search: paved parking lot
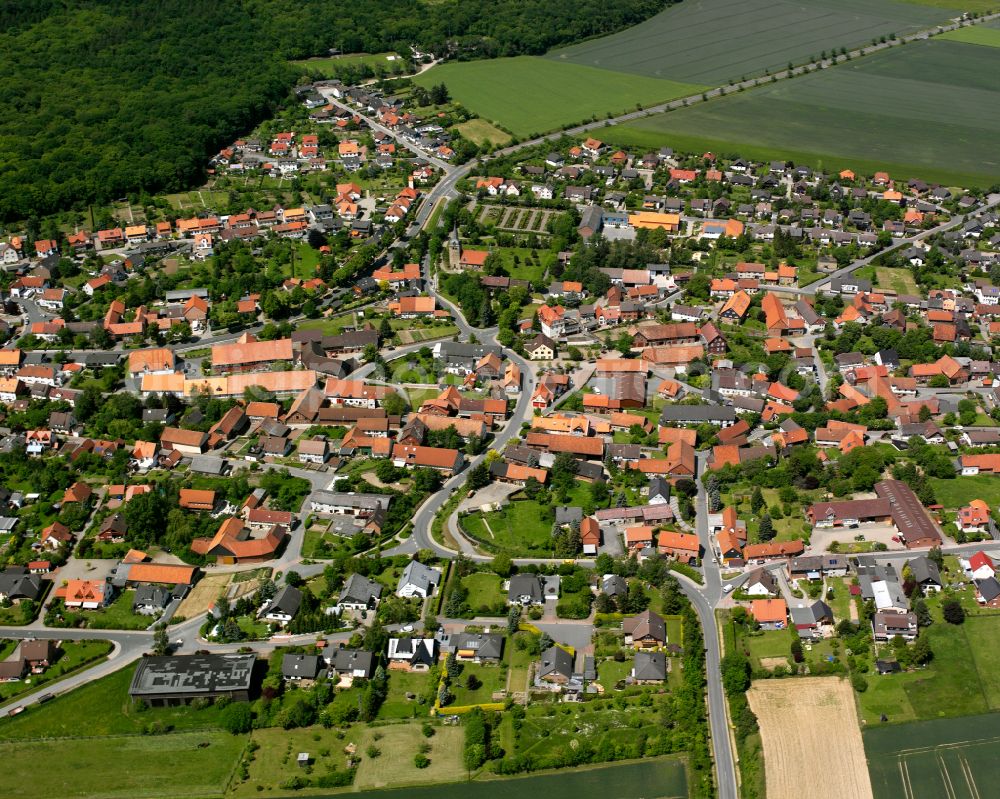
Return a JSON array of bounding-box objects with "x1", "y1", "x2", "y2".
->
[{"x1": 807, "y1": 523, "x2": 905, "y2": 554}]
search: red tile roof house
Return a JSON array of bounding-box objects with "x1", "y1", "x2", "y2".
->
[{"x1": 750, "y1": 598, "x2": 788, "y2": 630}]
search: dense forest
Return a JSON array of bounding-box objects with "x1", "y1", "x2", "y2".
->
[
  {"x1": 0, "y1": 0, "x2": 671, "y2": 221},
  {"x1": 255, "y1": 0, "x2": 673, "y2": 60},
  {"x1": 0, "y1": 0, "x2": 292, "y2": 221}
]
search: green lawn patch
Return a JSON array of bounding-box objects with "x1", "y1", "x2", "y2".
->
[
  {"x1": 928, "y1": 474, "x2": 1000, "y2": 509},
  {"x1": 0, "y1": 731, "x2": 245, "y2": 799},
  {"x1": 415, "y1": 57, "x2": 703, "y2": 137},
  {"x1": 84, "y1": 590, "x2": 154, "y2": 630},
  {"x1": 462, "y1": 572, "x2": 506, "y2": 610},
  {"x1": 455, "y1": 118, "x2": 512, "y2": 146},
  {"x1": 605, "y1": 38, "x2": 1000, "y2": 187},
  {"x1": 378, "y1": 669, "x2": 434, "y2": 720},
  {"x1": 548, "y1": 0, "x2": 949, "y2": 84},
  {"x1": 597, "y1": 657, "x2": 632, "y2": 688},
  {"x1": 461, "y1": 499, "x2": 555, "y2": 556},
  {"x1": 449, "y1": 662, "x2": 506, "y2": 706}
]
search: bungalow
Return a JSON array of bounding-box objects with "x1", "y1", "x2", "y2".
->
[
  {"x1": 631, "y1": 651, "x2": 667, "y2": 684},
  {"x1": 623, "y1": 609, "x2": 667, "y2": 648},
  {"x1": 750, "y1": 598, "x2": 787, "y2": 630}
]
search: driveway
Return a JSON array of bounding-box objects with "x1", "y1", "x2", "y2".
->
[
  {"x1": 534, "y1": 619, "x2": 594, "y2": 654},
  {"x1": 458, "y1": 483, "x2": 520, "y2": 514}
]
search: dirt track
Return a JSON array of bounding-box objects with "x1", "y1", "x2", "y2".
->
[{"x1": 748, "y1": 676, "x2": 873, "y2": 799}]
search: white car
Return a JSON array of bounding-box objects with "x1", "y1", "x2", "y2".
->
[{"x1": 723, "y1": 584, "x2": 734, "y2": 594}]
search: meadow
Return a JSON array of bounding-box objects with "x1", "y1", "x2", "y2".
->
[
  {"x1": 0, "y1": 732, "x2": 245, "y2": 799},
  {"x1": 291, "y1": 52, "x2": 403, "y2": 76},
  {"x1": 414, "y1": 57, "x2": 702, "y2": 137},
  {"x1": 605, "y1": 38, "x2": 1000, "y2": 186},
  {"x1": 865, "y1": 712, "x2": 1000, "y2": 799},
  {"x1": 547, "y1": 0, "x2": 950, "y2": 84}
]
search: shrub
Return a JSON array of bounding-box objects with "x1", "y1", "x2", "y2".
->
[{"x1": 414, "y1": 753, "x2": 431, "y2": 769}]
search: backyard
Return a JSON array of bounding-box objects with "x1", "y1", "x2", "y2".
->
[{"x1": 379, "y1": 669, "x2": 435, "y2": 720}]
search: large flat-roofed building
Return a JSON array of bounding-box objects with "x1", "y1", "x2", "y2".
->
[{"x1": 129, "y1": 654, "x2": 255, "y2": 706}]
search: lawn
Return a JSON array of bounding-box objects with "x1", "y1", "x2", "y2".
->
[
  {"x1": 414, "y1": 57, "x2": 703, "y2": 137},
  {"x1": 449, "y1": 662, "x2": 506, "y2": 706},
  {"x1": 493, "y1": 247, "x2": 555, "y2": 284},
  {"x1": 298, "y1": 314, "x2": 365, "y2": 336},
  {"x1": 379, "y1": 669, "x2": 434, "y2": 720},
  {"x1": 597, "y1": 657, "x2": 632, "y2": 689},
  {"x1": 0, "y1": 665, "x2": 231, "y2": 739},
  {"x1": 0, "y1": 731, "x2": 245, "y2": 799},
  {"x1": 462, "y1": 572, "x2": 506, "y2": 610},
  {"x1": 507, "y1": 632, "x2": 535, "y2": 696},
  {"x1": 396, "y1": 323, "x2": 459, "y2": 344},
  {"x1": 353, "y1": 723, "x2": 466, "y2": 789},
  {"x1": 744, "y1": 630, "x2": 794, "y2": 667},
  {"x1": 928, "y1": 474, "x2": 1000, "y2": 509},
  {"x1": 455, "y1": 118, "x2": 512, "y2": 146},
  {"x1": 874, "y1": 266, "x2": 920, "y2": 296},
  {"x1": 461, "y1": 499, "x2": 555, "y2": 556},
  {"x1": 84, "y1": 590, "x2": 155, "y2": 630},
  {"x1": 605, "y1": 38, "x2": 1000, "y2": 187},
  {"x1": 0, "y1": 639, "x2": 112, "y2": 705},
  {"x1": 548, "y1": 0, "x2": 949, "y2": 83}
]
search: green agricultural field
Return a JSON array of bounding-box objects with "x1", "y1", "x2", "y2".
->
[
  {"x1": 0, "y1": 732, "x2": 245, "y2": 799},
  {"x1": 605, "y1": 38, "x2": 1000, "y2": 187},
  {"x1": 865, "y1": 712, "x2": 1000, "y2": 799},
  {"x1": 929, "y1": 475, "x2": 1000, "y2": 509},
  {"x1": 941, "y1": 22, "x2": 1000, "y2": 47},
  {"x1": 414, "y1": 57, "x2": 703, "y2": 137},
  {"x1": 548, "y1": 0, "x2": 950, "y2": 84}
]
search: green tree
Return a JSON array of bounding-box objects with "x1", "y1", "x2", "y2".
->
[
  {"x1": 220, "y1": 702, "x2": 253, "y2": 734},
  {"x1": 758, "y1": 513, "x2": 775, "y2": 541},
  {"x1": 942, "y1": 598, "x2": 965, "y2": 625},
  {"x1": 750, "y1": 486, "x2": 765, "y2": 515}
]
